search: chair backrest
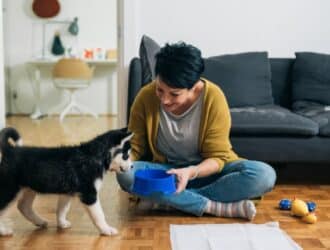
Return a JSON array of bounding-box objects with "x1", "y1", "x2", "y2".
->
[{"x1": 53, "y1": 58, "x2": 93, "y2": 80}]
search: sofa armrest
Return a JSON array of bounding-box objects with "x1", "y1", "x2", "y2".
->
[{"x1": 127, "y1": 57, "x2": 143, "y2": 123}]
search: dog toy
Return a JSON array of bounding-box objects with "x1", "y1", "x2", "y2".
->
[
  {"x1": 279, "y1": 199, "x2": 291, "y2": 210},
  {"x1": 279, "y1": 199, "x2": 317, "y2": 212},
  {"x1": 279, "y1": 198, "x2": 318, "y2": 224},
  {"x1": 306, "y1": 201, "x2": 316, "y2": 212},
  {"x1": 291, "y1": 198, "x2": 309, "y2": 217},
  {"x1": 302, "y1": 213, "x2": 317, "y2": 224}
]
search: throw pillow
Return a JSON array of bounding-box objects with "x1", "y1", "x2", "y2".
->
[
  {"x1": 139, "y1": 35, "x2": 161, "y2": 84},
  {"x1": 292, "y1": 52, "x2": 330, "y2": 105},
  {"x1": 202, "y1": 52, "x2": 273, "y2": 108}
]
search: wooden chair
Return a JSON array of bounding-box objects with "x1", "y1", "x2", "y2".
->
[{"x1": 52, "y1": 58, "x2": 97, "y2": 122}]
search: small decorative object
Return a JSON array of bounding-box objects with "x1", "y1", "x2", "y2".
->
[
  {"x1": 51, "y1": 31, "x2": 65, "y2": 56},
  {"x1": 95, "y1": 48, "x2": 104, "y2": 60},
  {"x1": 68, "y1": 17, "x2": 79, "y2": 36},
  {"x1": 106, "y1": 49, "x2": 117, "y2": 59},
  {"x1": 66, "y1": 47, "x2": 78, "y2": 58},
  {"x1": 306, "y1": 201, "x2": 316, "y2": 212},
  {"x1": 302, "y1": 213, "x2": 317, "y2": 224},
  {"x1": 32, "y1": 0, "x2": 61, "y2": 18},
  {"x1": 83, "y1": 49, "x2": 94, "y2": 59},
  {"x1": 279, "y1": 199, "x2": 291, "y2": 210},
  {"x1": 291, "y1": 198, "x2": 309, "y2": 217}
]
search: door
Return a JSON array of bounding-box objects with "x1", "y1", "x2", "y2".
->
[
  {"x1": 0, "y1": 0, "x2": 5, "y2": 128},
  {"x1": 117, "y1": 0, "x2": 139, "y2": 127}
]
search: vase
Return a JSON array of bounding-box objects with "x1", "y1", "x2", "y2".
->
[
  {"x1": 51, "y1": 32, "x2": 65, "y2": 56},
  {"x1": 68, "y1": 17, "x2": 79, "y2": 36}
]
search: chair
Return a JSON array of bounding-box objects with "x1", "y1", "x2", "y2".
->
[{"x1": 52, "y1": 58, "x2": 97, "y2": 122}]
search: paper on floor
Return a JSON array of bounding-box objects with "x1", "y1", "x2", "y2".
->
[{"x1": 170, "y1": 222, "x2": 302, "y2": 250}]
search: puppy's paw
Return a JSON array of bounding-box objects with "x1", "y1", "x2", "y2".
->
[
  {"x1": 35, "y1": 220, "x2": 48, "y2": 228},
  {"x1": 58, "y1": 220, "x2": 71, "y2": 229},
  {"x1": 0, "y1": 226, "x2": 13, "y2": 236},
  {"x1": 100, "y1": 226, "x2": 118, "y2": 236}
]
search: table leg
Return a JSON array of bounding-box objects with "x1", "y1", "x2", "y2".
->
[{"x1": 30, "y1": 67, "x2": 43, "y2": 119}]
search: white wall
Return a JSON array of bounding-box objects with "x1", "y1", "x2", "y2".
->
[
  {"x1": 118, "y1": 0, "x2": 330, "y2": 125},
  {"x1": 0, "y1": 1, "x2": 5, "y2": 128},
  {"x1": 136, "y1": 0, "x2": 330, "y2": 57},
  {"x1": 4, "y1": 0, "x2": 117, "y2": 115},
  {"x1": 117, "y1": 0, "x2": 140, "y2": 127}
]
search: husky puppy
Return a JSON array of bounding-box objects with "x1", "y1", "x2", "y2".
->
[{"x1": 0, "y1": 127, "x2": 133, "y2": 236}]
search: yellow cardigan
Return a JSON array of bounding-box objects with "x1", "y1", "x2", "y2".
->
[{"x1": 128, "y1": 78, "x2": 240, "y2": 172}]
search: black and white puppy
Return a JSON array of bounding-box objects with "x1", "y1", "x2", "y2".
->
[{"x1": 0, "y1": 127, "x2": 133, "y2": 236}]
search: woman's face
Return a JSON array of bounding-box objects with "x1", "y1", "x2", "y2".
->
[{"x1": 155, "y1": 78, "x2": 193, "y2": 114}]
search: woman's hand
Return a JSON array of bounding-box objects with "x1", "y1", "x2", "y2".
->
[{"x1": 167, "y1": 167, "x2": 196, "y2": 193}]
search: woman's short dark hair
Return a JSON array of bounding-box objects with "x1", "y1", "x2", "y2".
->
[{"x1": 155, "y1": 42, "x2": 204, "y2": 89}]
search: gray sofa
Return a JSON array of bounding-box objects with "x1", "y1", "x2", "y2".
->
[{"x1": 127, "y1": 36, "x2": 330, "y2": 168}]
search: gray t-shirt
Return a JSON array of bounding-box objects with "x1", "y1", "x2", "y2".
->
[{"x1": 156, "y1": 89, "x2": 204, "y2": 166}]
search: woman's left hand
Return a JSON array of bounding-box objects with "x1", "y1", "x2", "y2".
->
[{"x1": 167, "y1": 167, "x2": 193, "y2": 193}]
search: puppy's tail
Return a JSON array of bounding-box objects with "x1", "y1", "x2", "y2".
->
[{"x1": 0, "y1": 127, "x2": 22, "y2": 150}]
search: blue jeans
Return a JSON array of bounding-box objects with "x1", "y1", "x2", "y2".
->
[{"x1": 116, "y1": 160, "x2": 276, "y2": 216}]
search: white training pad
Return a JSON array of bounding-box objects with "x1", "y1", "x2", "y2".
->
[{"x1": 170, "y1": 222, "x2": 302, "y2": 250}]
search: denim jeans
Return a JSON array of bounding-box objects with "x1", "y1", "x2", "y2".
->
[{"x1": 116, "y1": 160, "x2": 276, "y2": 216}]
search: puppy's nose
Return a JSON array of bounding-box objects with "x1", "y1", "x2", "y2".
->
[{"x1": 130, "y1": 165, "x2": 134, "y2": 169}]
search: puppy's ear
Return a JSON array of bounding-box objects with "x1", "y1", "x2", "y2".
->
[
  {"x1": 119, "y1": 127, "x2": 128, "y2": 133},
  {"x1": 119, "y1": 127, "x2": 133, "y2": 137},
  {"x1": 119, "y1": 131, "x2": 134, "y2": 148},
  {"x1": 124, "y1": 131, "x2": 134, "y2": 141}
]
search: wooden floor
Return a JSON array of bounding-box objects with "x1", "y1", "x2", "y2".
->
[{"x1": 1, "y1": 116, "x2": 330, "y2": 250}]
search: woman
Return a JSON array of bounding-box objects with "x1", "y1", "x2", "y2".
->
[{"x1": 117, "y1": 42, "x2": 276, "y2": 220}]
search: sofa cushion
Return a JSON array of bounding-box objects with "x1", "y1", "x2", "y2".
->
[
  {"x1": 292, "y1": 52, "x2": 330, "y2": 105},
  {"x1": 139, "y1": 35, "x2": 161, "y2": 84},
  {"x1": 292, "y1": 101, "x2": 330, "y2": 137},
  {"x1": 319, "y1": 122, "x2": 330, "y2": 137},
  {"x1": 230, "y1": 105, "x2": 319, "y2": 136},
  {"x1": 202, "y1": 52, "x2": 274, "y2": 107},
  {"x1": 269, "y1": 58, "x2": 294, "y2": 109},
  {"x1": 231, "y1": 136, "x2": 330, "y2": 163}
]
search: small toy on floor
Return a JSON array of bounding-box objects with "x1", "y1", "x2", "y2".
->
[
  {"x1": 301, "y1": 212, "x2": 317, "y2": 224},
  {"x1": 306, "y1": 201, "x2": 316, "y2": 212},
  {"x1": 279, "y1": 199, "x2": 291, "y2": 210},
  {"x1": 278, "y1": 198, "x2": 317, "y2": 224},
  {"x1": 291, "y1": 198, "x2": 309, "y2": 216},
  {"x1": 279, "y1": 199, "x2": 316, "y2": 212}
]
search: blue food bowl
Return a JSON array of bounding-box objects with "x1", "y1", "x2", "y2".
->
[{"x1": 132, "y1": 169, "x2": 176, "y2": 196}]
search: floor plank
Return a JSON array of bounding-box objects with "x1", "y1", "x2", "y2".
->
[{"x1": 1, "y1": 115, "x2": 329, "y2": 250}]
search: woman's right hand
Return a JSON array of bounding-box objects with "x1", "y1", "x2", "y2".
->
[{"x1": 166, "y1": 167, "x2": 197, "y2": 193}]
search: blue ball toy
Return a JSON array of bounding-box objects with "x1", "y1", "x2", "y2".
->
[
  {"x1": 306, "y1": 201, "x2": 316, "y2": 212},
  {"x1": 279, "y1": 199, "x2": 291, "y2": 210}
]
